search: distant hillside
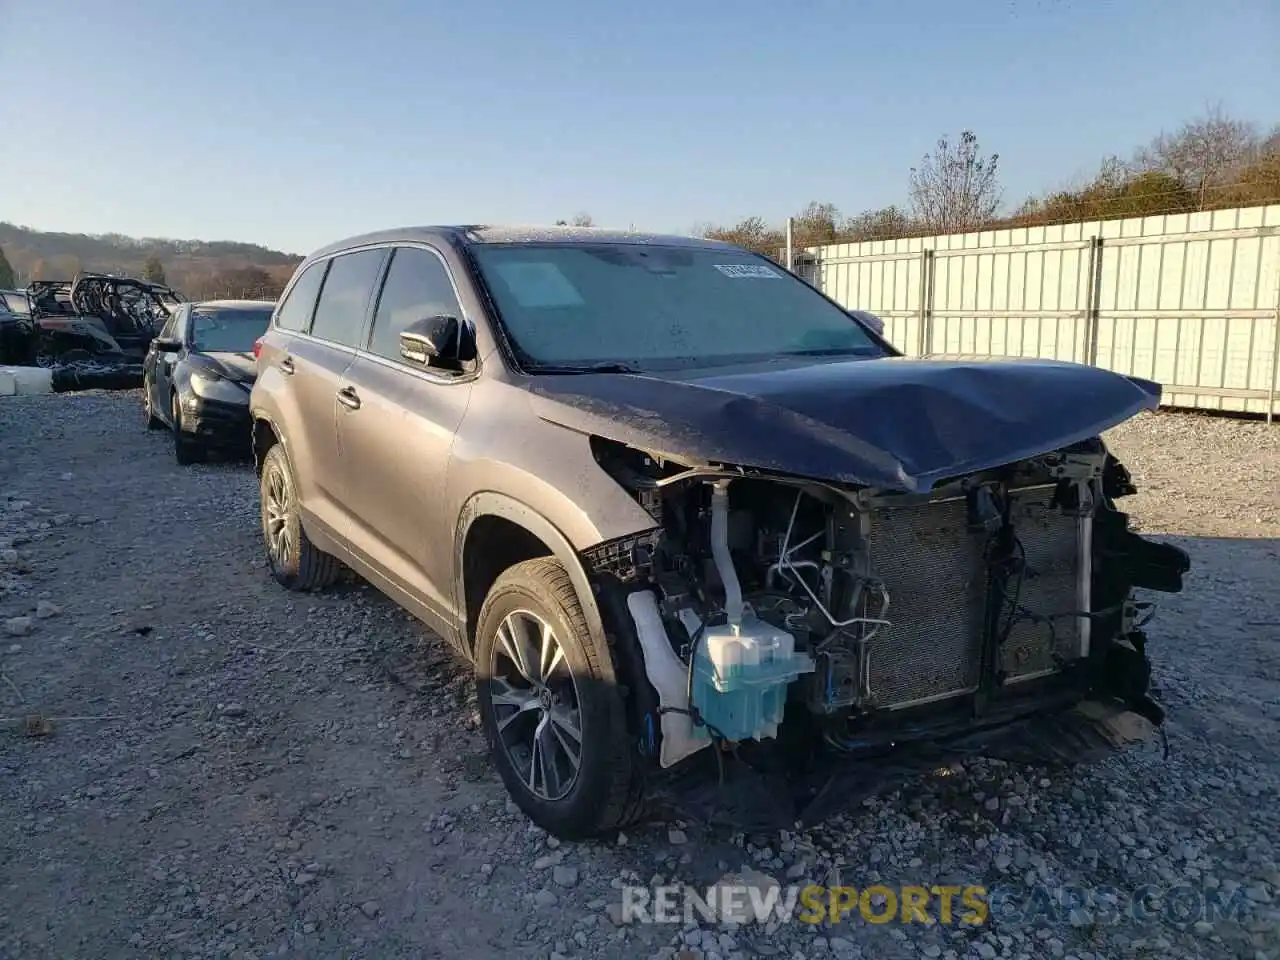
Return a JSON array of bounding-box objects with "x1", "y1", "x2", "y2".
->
[{"x1": 0, "y1": 222, "x2": 303, "y2": 300}]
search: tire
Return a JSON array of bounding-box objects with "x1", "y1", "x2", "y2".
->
[
  {"x1": 475, "y1": 557, "x2": 646, "y2": 840},
  {"x1": 143, "y1": 379, "x2": 163, "y2": 430},
  {"x1": 258, "y1": 443, "x2": 341, "y2": 591},
  {"x1": 171, "y1": 392, "x2": 205, "y2": 465}
]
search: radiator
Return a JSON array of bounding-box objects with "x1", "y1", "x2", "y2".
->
[
  {"x1": 864, "y1": 485, "x2": 1089, "y2": 711},
  {"x1": 864, "y1": 496, "x2": 986, "y2": 710},
  {"x1": 1000, "y1": 487, "x2": 1090, "y2": 684}
]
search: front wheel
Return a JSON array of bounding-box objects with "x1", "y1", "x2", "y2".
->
[
  {"x1": 475, "y1": 557, "x2": 646, "y2": 840},
  {"x1": 258, "y1": 443, "x2": 341, "y2": 591}
]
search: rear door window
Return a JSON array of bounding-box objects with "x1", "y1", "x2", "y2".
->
[
  {"x1": 310, "y1": 250, "x2": 387, "y2": 348},
  {"x1": 274, "y1": 261, "x2": 327, "y2": 333},
  {"x1": 366, "y1": 247, "x2": 464, "y2": 362}
]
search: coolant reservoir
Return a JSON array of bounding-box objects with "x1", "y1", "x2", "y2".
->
[{"x1": 691, "y1": 617, "x2": 815, "y2": 742}]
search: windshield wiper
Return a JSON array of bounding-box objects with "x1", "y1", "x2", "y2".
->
[
  {"x1": 780, "y1": 346, "x2": 882, "y2": 358},
  {"x1": 526, "y1": 362, "x2": 641, "y2": 375}
]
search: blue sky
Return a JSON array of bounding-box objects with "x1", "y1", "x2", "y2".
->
[{"x1": 1, "y1": 0, "x2": 1276, "y2": 256}]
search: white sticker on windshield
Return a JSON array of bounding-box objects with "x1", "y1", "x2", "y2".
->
[
  {"x1": 491, "y1": 262, "x2": 585, "y2": 308},
  {"x1": 714, "y1": 263, "x2": 782, "y2": 279}
]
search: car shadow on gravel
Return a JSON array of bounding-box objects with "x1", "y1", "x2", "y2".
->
[{"x1": 197, "y1": 447, "x2": 255, "y2": 466}]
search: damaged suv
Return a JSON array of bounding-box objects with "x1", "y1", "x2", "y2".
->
[{"x1": 250, "y1": 226, "x2": 1189, "y2": 839}]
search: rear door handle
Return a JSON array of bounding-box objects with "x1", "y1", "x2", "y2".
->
[
  {"x1": 336, "y1": 386, "x2": 361, "y2": 410},
  {"x1": 278, "y1": 356, "x2": 295, "y2": 375}
]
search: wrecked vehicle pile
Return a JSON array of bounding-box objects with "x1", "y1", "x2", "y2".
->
[
  {"x1": 0, "y1": 289, "x2": 34, "y2": 366},
  {"x1": 0, "y1": 274, "x2": 186, "y2": 391}
]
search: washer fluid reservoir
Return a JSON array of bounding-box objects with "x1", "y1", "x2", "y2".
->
[{"x1": 691, "y1": 616, "x2": 815, "y2": 743}]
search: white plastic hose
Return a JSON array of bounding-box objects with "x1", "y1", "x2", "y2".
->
[{"x1": 710, "y1": 480, "x2": 743, "y2": 628}]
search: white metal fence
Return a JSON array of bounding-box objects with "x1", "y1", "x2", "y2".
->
[{"x1": 791, "y1": 204, "x2": 1280, "y2": 421}]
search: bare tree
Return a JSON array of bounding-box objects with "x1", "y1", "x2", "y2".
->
[
  {"x1": 1092, "y1": 154, "x2": 1133, "y2": 192},
  {"x1": 1260, "y1": 124, "x2": 1280, "y2": 158},
  {"x1": 142, "y1": 256, "x2": 166, "y2": 285},
  {"x1": 698, "y1": 216, "x2": 786, "y2": 257},
  {"x1": 556, "y1": 212, "x2": 595, "y2": 227},
  {"x1": 1134, "y1": 106, "x2": 1258, "y2": 210},
  {"x1": 842, "y1": 205, "x2": 914, "y2": 242},
  {"x1": 908, "y1": 130, "x2": 1002, "y2": 234},
  {"x1": 791, "y1": 201, "x2": 841, "y2": 247}
]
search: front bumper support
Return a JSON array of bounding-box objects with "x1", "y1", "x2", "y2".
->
[{"x1": 182, "y1": 393, "x2": 252, "y2": 449}]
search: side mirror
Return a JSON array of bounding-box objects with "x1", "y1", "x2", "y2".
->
[
  {"x1": 153, "y1": 337, "x2": 182, "y2": 353},
  {"x1": 399, "y1": 315, "x2": 473, "y2": 368}
]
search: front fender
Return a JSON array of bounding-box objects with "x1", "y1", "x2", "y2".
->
[{"x1": 453, "y1": 491, "x2": 608, "y2": 658}]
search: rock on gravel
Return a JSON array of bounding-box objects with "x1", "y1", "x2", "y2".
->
[
  {"x1": 3, "y1": 615, "x2": 32, "y2": 636},
  {"x1": 1, "y1": 392, "x2": 1278, "y2": 960}
]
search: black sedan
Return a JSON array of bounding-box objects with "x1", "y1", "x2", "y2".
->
[{"x1": 142, "y1": 299, "x2": 275, "y2": 464}]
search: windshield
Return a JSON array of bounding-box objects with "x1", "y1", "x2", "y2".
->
[
  {"x1": 190, "y1": 306, "x2": 273, "y2": 353},
  {"x1": 470, "y1": 243, "x2": 883, "y2": 372},
  {"x1": 0, "y1": 292, "x2": 30, "y2": 315}
]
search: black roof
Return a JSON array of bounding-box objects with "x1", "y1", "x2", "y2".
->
[
  {"x1": 193, "y1": 299, "x2": 277, "y2": 310},
  {"x1": 305, "y1": 224, "x2": 738, "y2": 262}
]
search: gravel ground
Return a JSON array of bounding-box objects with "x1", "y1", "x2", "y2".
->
[{"x1": 0, "y1": 392, "x2": 1277, "y2": 960}]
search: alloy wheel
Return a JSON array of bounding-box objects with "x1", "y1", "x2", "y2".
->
[
  {"x1": 489, "y1": 609, "x2": 583, "y2": 801},
  {"x1": 262, "y1": 462, "x2": 294, "y2": 569}
]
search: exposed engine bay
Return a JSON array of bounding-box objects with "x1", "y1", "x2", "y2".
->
[{"x1": 583, "y1": 435, "x2": 1190, "y2": 829}]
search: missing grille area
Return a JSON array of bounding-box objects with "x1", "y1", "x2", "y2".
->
[
  {"x1": 865, "y1": 485, "x2": 1087, "y2": 711},
  {"x1": 865, "y1": 498, "x2": 987, "y2": 710},
  {"x1": 1000, "y1": 487, "x2": 1089, "y2": 683}
]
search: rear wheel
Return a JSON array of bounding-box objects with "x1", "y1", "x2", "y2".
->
[
  {"x1": 475, "y1": 557, "x2": 646, "y2": 840},
  {"x1": 258, "y1": 443, "x2": 341, "y2": 591},
  {"x1": 171, "y1": 392, "x2": 205, "y2": 465}
]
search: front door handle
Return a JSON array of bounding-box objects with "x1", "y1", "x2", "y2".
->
[
  {"x1": 278, "y1": 356, "x2": 295, "y2": 375},
  {"x1": 336, "y1": 386, "x2": 361, "y2": 410}
]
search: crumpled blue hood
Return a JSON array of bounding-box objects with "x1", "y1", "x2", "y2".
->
[{"x1": 526, "y1": 355, "x2": 1161, "y2": 492}]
